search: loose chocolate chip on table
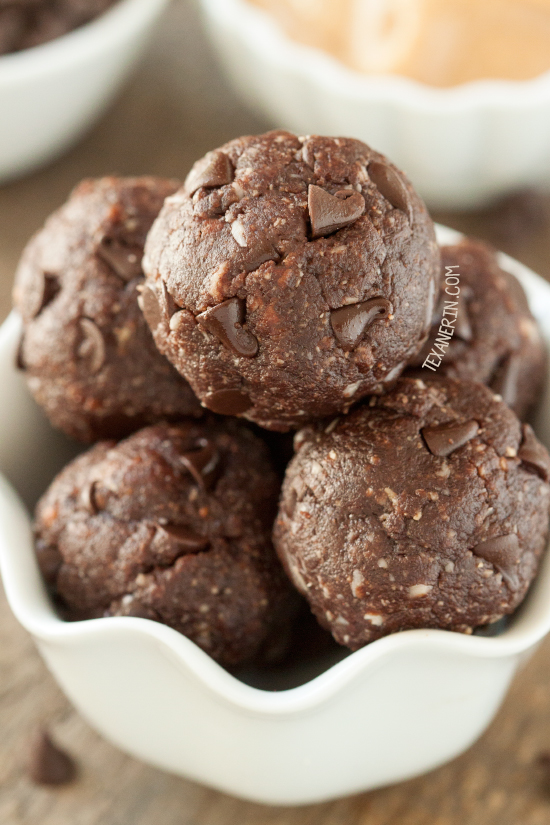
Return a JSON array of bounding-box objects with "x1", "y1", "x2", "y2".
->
[
  {"x1": 27, "y1": 728, "x2": 77, "y2": 786},
  {"x1": 185, "y1": 151, "x2": 234, "y2": 195},
  {"x1": 157, "y1": 524, "x2": 209, "y2": 552},
  {"x1": 519, "y1": 423, "x2": 550, "y2": 482},
  {"x1": 368, "y1": 161, "x2": 413, "y2": 223},
  {"x1": 330, "y1": 297, "x2": 391, "y2": 351},
  {"x1": 139, "y1": 282, "x2": 163, "y2": 331},
  {"x1": 179, "y1": 438, "x2": 220, "y2": 489},
  {"x1": 27, "y1": 271, "x2": 60, "y2": 319},
  {"x1": 78, "y1": 318, "x2": 105, "y2": 374},
  {"x1": 490, "y1": 352, "x2": 521, "y2": 409},
  {"x1": 197, "y1": 298, "x2": 259, "y2": 357},
  {"x1": 97, "y1": 237, "x2": 143, "y2": 281},
  {"x1": 205, "y1": 388, "x2": 253, "y2": 416},
  {"x1": 308, "y1": 185, "x2": 365, "y2": 238},
  {"x1": 473, "y1": 534, "x2": 520, "y2": 589},
  {"x1": 421, "y1": 419, "x2": 479, "y2": 457}
]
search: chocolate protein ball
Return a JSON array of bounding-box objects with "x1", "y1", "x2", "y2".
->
[
  {"x1": 0, "y1": 0, "x2": 117, "y2": 55},
  {"x1": 274, "y1": 375, "x2": 550, "y2": 648},
  {"x1": 34, "y1": 420, "x2": 298, "y2": 667},
  {"x1": 13, "y1": 177, "x2": 202, "y2": 442},
  {"x1": 142, "y1": 130, "x2": 440, "y2": 430},
  {"x1": 409, "y1": 238, "x2": 546, "y2": 419}
]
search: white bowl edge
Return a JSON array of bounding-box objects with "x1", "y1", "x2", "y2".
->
[{"x1": 0, "y1": 224, "x2": 550, "y2": 712}]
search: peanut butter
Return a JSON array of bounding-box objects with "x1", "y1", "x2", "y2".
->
[{"x1": 250, "y1": 0, "x2": 550, "y2": 87}]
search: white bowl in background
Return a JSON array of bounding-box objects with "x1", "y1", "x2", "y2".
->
[
  {"x1": 1, "y1": 225, "x2": 550, "y2": 805},
  {"x1": 199, "y1": 0, "x2": 550, "y2": 210},
  {"x1": 0, "y1": 0, "x2": 170, "y2": 183}
]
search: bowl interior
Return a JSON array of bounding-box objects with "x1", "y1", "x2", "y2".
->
[{"x1": 1, "y1": 224, "x2": 550, "y2": 694}]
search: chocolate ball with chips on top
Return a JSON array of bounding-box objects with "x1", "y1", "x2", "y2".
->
[
  {"x1": 13, "y1": 177, "x2": 202, "y2": 442},
  {"x1": 34, "y1": 420, "x2": 298, "y2": 667},
  {"x1": 408, "y1": 238, "x2": 546, "y2": 419},
  {"x1": 142, "y1": 130, "x2": 440, "y2": 430},
  {"x1": 274, "y1": 376, "x2": 550, "y2": 649}
]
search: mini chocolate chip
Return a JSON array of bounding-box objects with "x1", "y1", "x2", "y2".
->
[
  {"x1": 242, "y1": 238, "x2": 280, "y2": 273},
  {"x1": 158, "y1": 524, "x2": 209, "y2": 552},
  {"x1": 139, "y1": 283, "x2": 163, "y2": 331},
  {"x1": 308, "y1": 185, "x2": 365, "y2": 238},
  {"x1": 422, "y1": 419, "x2": 479, "y2": 457},
  {"x1": 368, "y1": 161, "x2": 413, "y2": 223},
  {"x1": 97, "y1": 236, "x2": 143, "y2": 281},
  {"x1": 179, "y1": 438, "x2": 220, "y2": 489},
  {"x1": 330, "y1": 297, "x2": 391, "y2": 351},
  {"x1": 124, "y1": 601, "x2": 157, "y2": 619},
  {"x1": 15, "y1": 335, "x2": 25, "y2": 370},
  {"x1": 27, "y1": 728, "x2": 77, "y2": 786},
  {"x1": 473, "y1": 534, "x2": 520, "y2": 590},
  {"x1": 157, "y1": 280, "x2": 178, "y2": 321},
  {"x1": 197, "y1": 298, "x2": 258, "y2": 357},
  {"x1": 78, "y1": 318, "x2": 105, "y2": 374},
  {"x1": 455, "y1": 295, "x2": 473, "y2": 342},
  {"x1": 518, "y1": 423, "x2": 550, "y2": 482},
  {"x1": 185, "y1": 151, "x2": 234, "y2": 195},
  {"x1": 490, "y1": 352, "x2": 521, "y2": 409},
  {"x1": 28, "y1": 271, "x2": 60, "y2": 318},
  {"x1": 81, "y1": 481, "x2": 99, "y2": 514},
  {"x1": 205, "y1": 388, "x2": 252, "y2": 415}
]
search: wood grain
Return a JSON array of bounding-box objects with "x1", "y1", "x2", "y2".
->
[{"x1": 2, "y1": 1, "x2": 550, "y2": 822}]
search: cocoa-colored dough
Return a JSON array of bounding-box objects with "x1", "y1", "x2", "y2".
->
[
  {"x1": 274, "y1": 375, "x2": 550, "y2": 649},
  {"x1": 409, "y1": 238, "x2": 546, "y2": 419},
  {"x1": 0, "y1": 0, "x2": 117, "y2": 55},
  {"x1": 34, "y1": 420, "x2": 298, "y2": 667},
  {"x1": 13, "y1": 177, "x2": 202, "y2": 442},
  {"x1": 142, "y1": 130, "x2": 440, "y2": 431}
]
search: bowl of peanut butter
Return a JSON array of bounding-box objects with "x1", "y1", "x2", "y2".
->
[{"x1": 199, "y1": 0, "x2": 550, "y2": 208}]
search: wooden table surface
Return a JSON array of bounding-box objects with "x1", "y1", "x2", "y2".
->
[{"x1": 2, "y1": 2, "x2": 550, "y2": 822}]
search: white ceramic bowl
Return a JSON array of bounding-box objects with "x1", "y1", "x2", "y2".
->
[
  {"x1": 0, "y1": 0, "x2": 170, "y2": 183},
  {"x1": 1, "y1": 225, "x2": 550, "y2": 805},
  {"x1": 199, "y1": 0, "x2": 550, "y2": 210}
]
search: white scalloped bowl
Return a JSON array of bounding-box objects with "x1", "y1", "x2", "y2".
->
[
  {"x1": 199, "y1": 0, "x2": 550, "y2": 209},
  {"x1": 1, "y1": 225, "x2": 550, "y2": 805},
  {"x1": 0, "y1": 0, "x2": 170, "y2": 183}
]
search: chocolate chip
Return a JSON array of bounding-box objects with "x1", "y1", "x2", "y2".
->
[
  {"x1": 158, "y1": 524, "x2": 209, "y2": 552},
  {"x1": 157, "y1": 280, "x2": 178, "y2": 321},
  {"x1": 518, "y1": 423, "x2": 550, "y2": 482},
  {"x1": 308, "y1": 185, "x2": 365, "y2": 238},
  {"x1": 27, "y1": 728, "x2": 77, "y2": 786},
  {"x1": 242, "y1": 238, "x2": 280, "y2": 273},
  {"x1": 179, "y1": 438, "x2": 220, "y2": 489},
  {"x1": 125, "y1": 601, "x2": 157, "y2": 619},
  {"x1": 205, "y1": 388, "x2": 252, "y2": 415},
  {"x1": 139, "y1": 283, "x2": 162, "y2": 331},
  {"x1": 97, "y1": 236, "x2": 142, "y2": 281},
  {"x1": 197, "y1": 298, "x2": 258, "y2": 357},
  {"x1": 368, "y1": 161, "x2": 413, "y2": 223},
  {"x1": 455, "y1": 295, "x2": 473, "y2": 342},
  {"x1": 422, "y1": 419, "x2": 479, "y2": 457},
  {"x1": 330, "y1": 297, "x2": 391, "y2": 351},
  {"x1": 27, "y1": 271, "x2": 60, "y2": 318},
  {"x1": 185, "y1": 151, "x2": 234, "y2": 195},
  {"x1": 473, "y1": 534, "x2": 520, "y2": 590},
  {"x1": 78, "y1": 318, "x2": 105, "y2": 374},
  {"x1": 490, "y1": 352, "x2": 521, "y2": 409},
  {"x1": 81, "y1": 481, "x2": 99, "y2": 514}
]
